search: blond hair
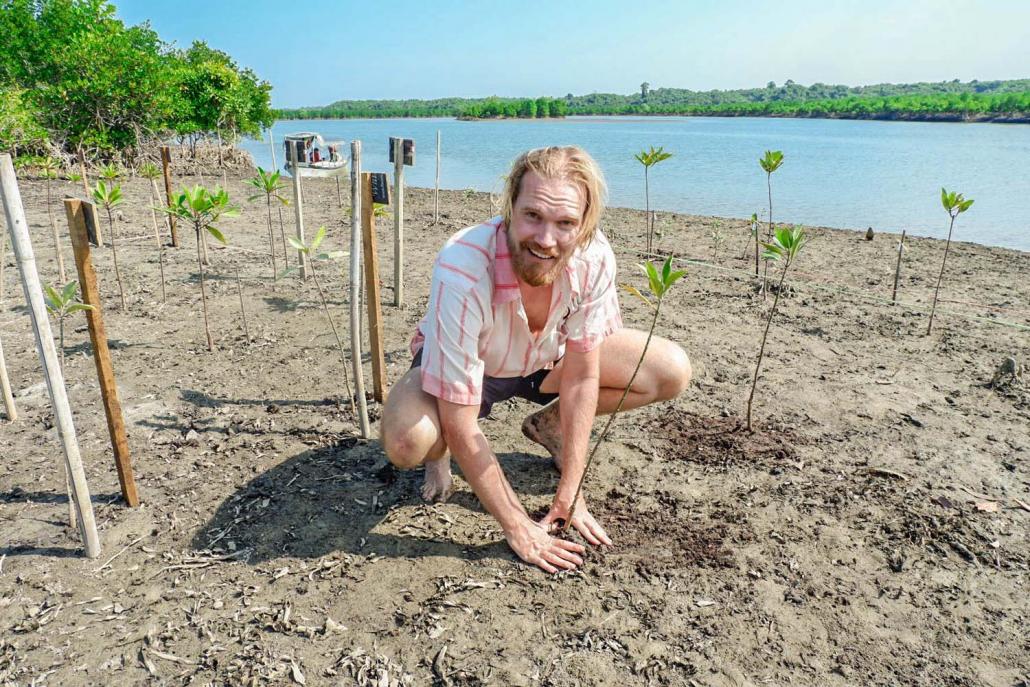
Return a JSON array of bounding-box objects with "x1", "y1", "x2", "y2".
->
[{"x1": 501, "y1": 146, "x2": 607, "y2": 249}]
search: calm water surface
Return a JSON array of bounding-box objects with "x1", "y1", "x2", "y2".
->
[{"x1": 239, "y1": 117, "x2": 1030, "y2": 251}]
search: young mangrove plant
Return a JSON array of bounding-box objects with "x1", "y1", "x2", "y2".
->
[
  {"x1": 44, "y1": 280, "x2": 94, "y2": 368},
  {"x1": 710, "y1": 221, "x2": 726, "y2": 262},
  {"x1": 36, "y1": 157, "x2": 67, "y2": 283},
  {"x1": 927, "y1": 188, "x2": 973, "y2": 335},
  {"x1": 759, "y1": 150, "x2": 784, "y2": 295},
  {"x1": 745, "y1": 225, "x2": 807, "y2": 432},
  {"x1": 561, "y1": 255, "x2": 685, "y2": 533},
  {"x1": 287, "y1": 226, "x2": 356, "y2": 415},
  {"x1": 160, "y1": 186, "x2": 238, "y2": 351},
  {"x1": 139, "y1": 162, "x2": 167, "y2": 302},
  {"x1": 99, "y1": 163, "x2": 121, "y2": 182},
  {"x1": 634, "y1": 146, "x2": 673, "y2": 257},
  {"x1": 247, "y1": 167, "x2": 290, "y2": 283},
  {"x1": 91, "y1": 180, "x2": 127, "y2": 309}
]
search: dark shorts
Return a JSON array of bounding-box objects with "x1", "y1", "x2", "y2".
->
[{"x1": 411, "y1": 348, "x2": 559, "y2": 419}]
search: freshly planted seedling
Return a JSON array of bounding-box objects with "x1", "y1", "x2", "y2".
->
[
  {"x1": 745, "y1": 225, "x2": 807, "y2": 432},
  {"x1": 759, "y1": 150, "x2": 784, "y2": 295},
  {"x1": 287, "y1": 226, "x2": 355, "y2": 414},
  {"x1": 634, "y1": 146, "x2": 673, "y2": 256},
  {"x1": 927, "y1": 189, "x2": 973, "y2": 335},
  {"x1": 247, "y1": 167, "x2": 291, "y2": 283},
  {"x1": 561, "y1": 255, "x2": 685, "y2": 534},
  {"x1": 99, "y1": 163, "x2": 121, "y2": 181},
  {"x1": 92, "y1": 180, "x2": 127, "y2": 309},
  {"x1": 159, "y1": 186, "x2": 238, "y2": 351},
  {"x1": 37, "y1": 157, "x2": 66, "y2": 282},
  {"x1": 139, "y1": 162, "x2": 167, "y2": 301},
  {"x1": 44, "y1": 280, "x2": 94, "y2": 368},
  {"x1": 710, "y1": 221, "x2": 726, "y2": 262}
]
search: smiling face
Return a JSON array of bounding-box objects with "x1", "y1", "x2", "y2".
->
[{"x1": 507, "y1": 171, "x2": 586, "y2": 287}]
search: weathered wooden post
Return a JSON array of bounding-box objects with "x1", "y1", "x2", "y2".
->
[
  {"x1": 1, "y1": 154, "x2": 101, "y2": 557},
  {"x1": 362, "y1": 172, "x2": 388, "y2": 404},
  {"x1": 268, "y1": 128, "x2": 278, "y2": 170},
  {"x1": 0, "y1": 335, "x2": 15, "y2": 422},
  {"x1": 390, "y1": 137, "x2": 406, "y2": 307},
  {"x1": 64, "y1": 198, "x2": 140, "y2": 507},
  {"x1": 288, "y1": 144, "x2": 308, "y2": 279},
  {"x1": 349, "y1": 142, "x2": 370, "y2": 438},
  {"x1": 434, "y1": 130, "x2": 441, "y2": 225},
  {"x1": 892, "y1": 230, "x2": 907, "y2": 305},
  {"x1": 160, "y1": 146, "x2": 179, "y2": 247},
  {"x1": 77, "y1": 149, "x2": 102, "y2": 246}
]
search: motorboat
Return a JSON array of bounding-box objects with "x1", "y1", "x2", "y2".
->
[{"x1": 283, "y1": 132, "x2": 347, "y2": 178}]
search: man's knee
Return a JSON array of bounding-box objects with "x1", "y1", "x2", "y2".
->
[
  {"x1": 656, "y1": 342, "x2": 692, "y2": 400},
  {"x1": 380, "y1": 417, "x2": 441, "y2": 470}
]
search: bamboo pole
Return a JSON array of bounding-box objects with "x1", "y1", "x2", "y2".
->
[
  {"x1": 1, "y1": 154, "x2": 101, "y2": 556},
  {"x1": 393, "y1": 138, "x2": 404, "y2": 307},
  {"x1": 362, "y1": 172, "x2": 388, "y2": 403},
  {"x1": 892, "y1": 230, "x2": 907, "y2": 305},
  {"x1": 349, "y1": 142, "x2": 370, "y2": 438},
  {"x1": 64, "y1": 198, "x2": 140, "y2": 508},
  {"x1": 289, "y1": 144, "x2": 308, "y2": 279},
  {"x1": 0, "y1": 334, "x2": 15, "y2": 421},
  {"x1": 160, "y1": 146, "x2": 179, "y2": 247},
  {"x1": 268, "y1": 128, "x2": 278, "y2": 170},
  {"x1": 77, "y1": 150, "x2": 102, "y2": 246},
  {"x1": 434, "y1": 130, "x2": 441, "y2": 225}
]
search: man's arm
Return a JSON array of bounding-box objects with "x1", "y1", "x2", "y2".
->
[{"x1": 436, "y1": 398, "x2": 586, "y2": 573}]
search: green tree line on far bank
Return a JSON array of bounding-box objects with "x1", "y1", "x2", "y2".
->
[
  {"x1": 0, "y1": 0, "x2": 273, "y2": 164},
  {"x1": 277, "y1": 78, "x2": 1030, "y2": 122}
]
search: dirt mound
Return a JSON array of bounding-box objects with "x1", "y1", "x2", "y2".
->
[{"x1": 643, "y1": 409, "x2": 799, "y2": 468}]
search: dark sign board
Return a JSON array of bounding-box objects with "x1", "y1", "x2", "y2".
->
[
  {"x1": 370, "y1": 172, "x2": 390, "y2": 205},
  {"x1": 388, "y1": 137, "x2": 415, "y2": 166},
  {"x1": 83, "y1": 198, "x2": 99, "y2": 245}
]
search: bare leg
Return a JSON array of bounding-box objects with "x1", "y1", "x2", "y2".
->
[{"x1": 523, "y1": 329, "x2": 691, "y2": 470}]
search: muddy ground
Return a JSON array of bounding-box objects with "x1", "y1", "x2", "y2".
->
[{"x1": 1, "y1": 155, "x2": 1028, "y2": 686}]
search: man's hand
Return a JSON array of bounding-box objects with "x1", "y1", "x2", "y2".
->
[
  {"x1": 539, "y1": 497, "x2": 613, "y2": 548},
  {"x1": 505, "y1": 519, "x2": 586, "y2": 574}
]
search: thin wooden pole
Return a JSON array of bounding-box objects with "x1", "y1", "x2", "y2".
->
[
  {"x1": 361, "y1": 172, "x2": 388, "y2": 404},
  {"x1": 160, "y1": 146, "x2": 178, "y2": 247},
  {"x1": 289, "y1": 145, "x2": 308, "y2": 279},
  {"x1": 77, "y1": 150, "x2": 102, "y2": 246},
  {"x1": 393, "y1": 138, "x2": 404, "y2": 307},
  {"x1": 268, "y1": 128, "x2": 278, "y2": 171},
  {"x1": 349, "y1": 142, "x2": 370, "y2": 438},
  {"x1": 64, "y1": 198, "x2": 140, "y2": 508},
  {"x1": 891, "y1": 230, "x2": 907, "y2": 305},
  {"x1": 1, "y1": 154, "x2": 101, "y2": 556},
  {"x1": 434, "y1": 130, "x2": 441, "y2": 225},
  {"x1": 0, "y1": 335, "x2": 16, "y2": 421}
]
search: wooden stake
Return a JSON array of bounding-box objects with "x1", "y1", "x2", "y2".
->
[
  {"x1": 1, "y1": 154, "x2": 101, "y2": 556},
  {"x1": 0, "y1": 334, "x2": 16, "y2": 422},
  {"x1": 393, "y1": 138, "x2": 404, "y2": 307},
  {"x1": 64, "y1": 198, "x2": 140, "y2": 508},
  {"x1": 77, "y1": 149, "x2": 102, "y2": 246},
  {"x1": 289, "y1": 145, "x2": 308, "y2": 279},
  {"x1": 268, "y1": 128, "x2": 278, "y2": 171},
  {"x1": 349, "y1": 142, "x2": 371, "y2": 438},
  {"x1": 434, "y1": 130, "x2": 441, "y2": 225},
  {"x1": 160, "y1": 146, "x2": 179, "y2": 247},
  {"x1": 892, "y1": 230, "x2": 907, "y2": 305},
  {"x1": 361, "y1": 172, "x2": 387, "y2": 404},
  {"x1": 235, "y1": 264, "x2": 250, "y2": 342}
]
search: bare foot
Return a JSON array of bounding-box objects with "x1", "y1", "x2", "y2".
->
[
  {"x1": 521, "y1": 399, "x2": 563, "y2": 472},
  {"x1": 421, "y1": 456, "x2": 454, "y2": 503}
]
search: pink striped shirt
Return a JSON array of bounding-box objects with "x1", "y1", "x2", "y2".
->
[{"x1": 411, "y1": 217, "x2": 622, "y2": 406}]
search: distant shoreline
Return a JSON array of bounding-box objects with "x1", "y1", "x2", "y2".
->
[{"x1": 279, "y1": 112, "x2": 1030, "y2": 125}]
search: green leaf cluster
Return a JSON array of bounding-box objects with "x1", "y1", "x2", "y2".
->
[
  {"x1": 940, "y1": 188, "x2": 974, "y2": 217},
  {"x1": 246, "y1": 167, "x2": 289, "y2": 204},
  {"x1": 623, "y1": 255, "x2": 685, "y2": 309},
  {"x1": 759, "y1": 150, "x2": 784, "y2": 174},
  {"x1": 761, "y1": 225, "x2": 807, "y2": 265},
  {"x1": 634, "y1": 146, "x2": 673, "y2": 169},
  {"x1": 91, "y1": 180, "x2": 123, "y2": 210},
  {"x1": 160, "y1": 185, "x2": 238, "y2": 244},
  {"x1": 44, "y1": 280, "x2": 93, "y2": 317},
  {"x1": 288, "y1": 226, "x2": 347, "y2": 262}
]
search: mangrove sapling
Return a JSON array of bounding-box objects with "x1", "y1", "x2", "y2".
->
[
  {"x1": 745, "y1": 225, "x2": 807, "y2": 432},
  {"x1": 159, "y1": 185, "x2": 239, "y2": 351},
  {"x1": 759, "y1": 150, "x2": 784, "y2": 296},
  {"x1": 91, "y1": 181, "x2": 127, "y2": 310},
  {"x1": 927, "y1": 189, "x2": 973, "y2": 335},
  {"x1": 710, "y1": 222, "x2": 726, "y2": 262},
  {"x1": 139, "y1": 163, "x2": 167, "y2": 302},
  {"x1": 634, "y1": 146, "x2": 673, "y2": 257},
  {"x1": 44, "y1": 280, "x2": 94, "y2": 368},
  {"x1": 287, "y1": 226, "x2": 356, "y2": 415},
  {"x1": 246, "y1": 167, "x2": 290, "y2": 285},
  {"x1": 99, "y1": 163, "x2": 121, "y2": 182},
  {"x1": 561, "y1": 255, "x2": 685, "y2": 534},
  {"x1": 38, "y1": 157, "x2": 67, "y2": 282}
]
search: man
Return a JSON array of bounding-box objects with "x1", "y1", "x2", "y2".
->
[{"x1": 381, "y1": 146, "x2": 691, "y2": 574}]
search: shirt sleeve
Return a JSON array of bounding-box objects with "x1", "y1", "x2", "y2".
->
[
  {"x1": 563, "y1": 244, "x2": 622, "y2": 353},
  {"x1": 418, "y1": 272, "x2": 486, "y2": 405}
]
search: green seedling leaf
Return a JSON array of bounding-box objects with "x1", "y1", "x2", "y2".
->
[
  {"x1": 311, "y1": 226, "x2": 327, "y2": 252},
  {"x1": 287, "y1": 236, "x2": 306, "y2": 252},
  {"x1": 66, "y1": 303, "x2": 94, "y2": 314},
  {"x1": 206, "y1": 226, "x2": 227, "y2": 245},
  {"x1": 61, "y1": 280, "x2": 79, "y2": 302},
  {"x1": 317, "y1": 251, "x2": 347, "y2": 261},
  {"x1": 621, "y1": 283, "x2": 654, "y2": 309}
]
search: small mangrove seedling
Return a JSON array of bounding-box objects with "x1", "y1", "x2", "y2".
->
[
  {"x1": 287, "y1": 226, "x2": 356, "y2": 415},
  {"x1": 44, "y1": 280, "x2": 94, "y2": 368},
  {"x1": 745, "y1": 225, "x2": 807, "y2": 432},
  {"x1": 710, "y1": 222, "x2": 726, "y2": 262},
  {"x1": 99, "y1": 163, "x2": 121, "y2": 181},
  {"x1": 561, "y1": 255, "x2": 685, "y2": 534},
  {"x1": 37, "y1": 157, "x2": 66, "y2": 282},
  {"x1": 247, "y1": 167, "x2": 290, "y2": 284},
  {"x1": 160, "y1": 186, "x2": 238, "y2": 351},
  {"x1": 92, "y1": 180, "x2": 127, "y2": 309},
  {"x1": 634, "y1": 146, "x2": 673, "y2": 257},
  {"x1": 139, "y1": 162, "x2": 167, "y2": 302},
  {"x1": 927, "y1": 188, "x2": 973, "y2": 335},
  {"x1": 759, "y1": 150, "x2": 784, "y2": 295}
]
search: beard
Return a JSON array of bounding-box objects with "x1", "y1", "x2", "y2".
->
[{"x1": 508, "y1": 233, "x2": 571, "y2": 287}]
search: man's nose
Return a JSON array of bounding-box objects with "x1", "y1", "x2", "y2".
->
[{"x1": 535, "y1": 223, "x2": 558, "y2": 247}]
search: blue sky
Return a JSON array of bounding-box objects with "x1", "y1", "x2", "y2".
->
[{"x1": 115, "y1": 0, "x2": 1030, "y2": 108}]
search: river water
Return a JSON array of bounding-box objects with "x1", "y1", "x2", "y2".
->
[{"x1": 239, "y1": 116, "x2": 1030, "y2": 251}]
